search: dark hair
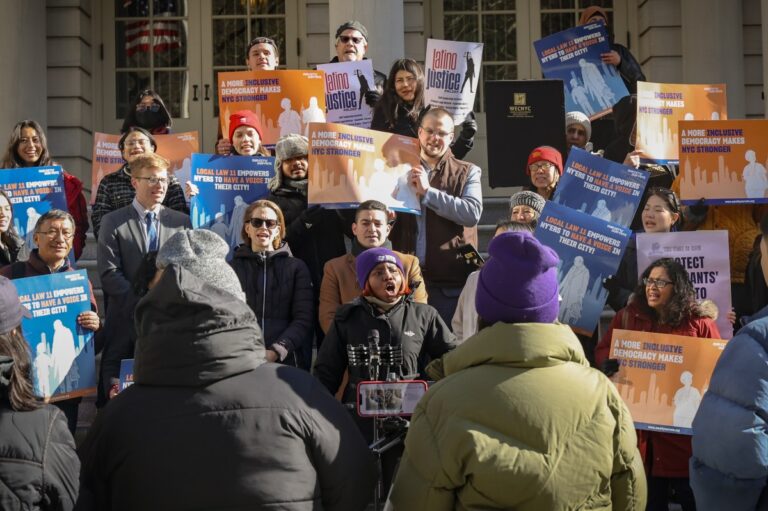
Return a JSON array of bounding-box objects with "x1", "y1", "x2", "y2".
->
[
  {"x1": 118, "y1": 126, "x2": 158, "y2": 154},
  {"x1": 34, "y1": 209, "x2": 75, "y2": 234},
  {"x1": 121, "y1": 89, "x2": 172, "y2": 134},
  {"x1": 241, "y1": 199, "x2": 286, "y2": 250},
  {"x1": 0, "y1": 328, "x2": 40, "y2": 411},
  {"x1": 495, "y1": 218, "x2": 536, "y2": 233},
  {"x1": 633, "y1": 258, "x2": 699, "y2": 327},
  {"x1": 355, "y1": 200, "x2": 389, "y2": 221},
  {"x1": 373, "y1": 59, "x2": 425, "y2": 129},
  {"x1": 0, "y1": 189, "x2": 22, "y2": 252},
  {"x1": 760, "y1": 212, "x2": 768, "y2": 238},
  {"x1": 1, "y1": 120, "x2": 53, "y2": 168},
  {"x1": 245, "y1": 37, "x2": 280, "y2": 61}
]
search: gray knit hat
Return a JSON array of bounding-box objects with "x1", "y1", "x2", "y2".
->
[
  {"x1": 335, "y1": 20, "x2": 368, "y2": 40},
  {"x1": 509, "y1": 191, "x2": 545, "y2": 217},
  {"x1": 270, "y1": 134, "x2": 309, "y2": 192},
  {"x1": 565, "y1": 111, "x2": 592, "y2": 142},
  {"x1": 156, "y1": 230, "x2": 245, "y2": 301}
]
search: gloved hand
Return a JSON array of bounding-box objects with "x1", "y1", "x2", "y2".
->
[
  {"x1": 600, "y1": 358, "x2": 620, "y2": 377},
  {"x1": 689, "y1": 198, "x2": 709, "y2": 218},
  {"x1": 364, "y1": 90, "x2": 381, "y2": 107},
  {"x1": 460, "y1": 111, "x2": 477, "y2": 140},
  {"x1": 300, "y1": 204, "x2": 324, "y2": 226},
  {"x1": 602, "y1": 276, "x2": 620, "y2": 295}
]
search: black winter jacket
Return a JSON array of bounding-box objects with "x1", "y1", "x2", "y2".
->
[
  {"x1": 612, "y1": 42, "x2": 645, "y2": 94},
  {"x1": 230, "y1": 245, "x2": 314, "y2": 368},
  {"x1": 0, "y1": 360, "x2": 79, "y2": 510},
  {"x1": 77, "y1": 265, "x2": 377, "y2": 511},
  {"x1": 315, "y1": 295, "x2": 457, "y2": 403},
  {"x1": 267, "y1": 187, "x2": 348, "y2": 292}
]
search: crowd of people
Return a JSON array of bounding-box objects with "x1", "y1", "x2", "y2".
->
[{"x1": 0, "y1": 7, "x2": 766, "y2": 511}]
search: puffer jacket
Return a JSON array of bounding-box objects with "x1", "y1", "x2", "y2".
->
[
  {"x1": 77, "y1": 265, "x2": 377, "y2": 511},
  {"x1": 230, "y1": 244, "x2": 314, "y2": 368},
  {"x1": 596, "y1": 300, "x2": 721, "y2": 478},
  {"x1": 389, "y1": 322, "x2": 647, "y2": 511},
  {"x1": 690, "y1": 304, "x2": 768, "y2": 510},
  {"x1": 0, "y1": 358, "x2": 80, "y2": 510},
  {"x1": 314, "y1": 295, "x2": 457, "y2": 403}
]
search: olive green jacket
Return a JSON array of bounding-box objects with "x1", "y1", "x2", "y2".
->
[{"x1": 389, "y1": 322, "x2": 647, "y2": 511}]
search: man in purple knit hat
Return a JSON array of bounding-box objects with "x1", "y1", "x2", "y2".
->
[{"x1": 390, "y1": 231, "x2": 647, "y2": 510}]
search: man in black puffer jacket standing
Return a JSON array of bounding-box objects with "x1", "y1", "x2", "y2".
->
[{"x1": 77, "y1": 230, "x2": 376, "y2": 511}]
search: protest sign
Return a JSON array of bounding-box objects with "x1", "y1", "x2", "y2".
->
[
  {"x1": 609, "y1": 329, "x2": 727, "y2": 435},
  {"x1": 485, "y1": 80, "x2": 566, "y2": 188},
  {"x1": 678, "y1": 119, "x2": 768, "y2": 204},
  {"x1": 0, "y1": 166, "x2": 67, "y2": 249},
  {"x1": 552, "y1": 147, "x2": 648, "y2": 228},
  {"x1": 424, "y1": 38, "x2": 484, "y2": 123},
  {"x1": 218, "y1": 70, "x2": 326, "y2": 146},
  {"x1": 13, "y1": 270, "x2": 96, "y2": 402},
  {"x1": 534, "y1": 22, "x2": 629, "y2": 119},
  {"x1": 90, "y1": 131, "x2": 200, "y2": 203},
  {"x1": 119, "y1": 359, "x2": 134, "y2": 393},
  {"x1": 307, "y1": 122, "x2": 421, "y2": 213},
  {"x1": 636, "y1": 82, "x2": 728, "y2": 164},
  {"x1": 317, "y1": 60, "x2": 376, "y2": 128},
  {"x1": 535, "y1": 201, "x2": 632, "y2": 334},
  {"x1": 636, "y1": 230, "x2": 733, "y2": 339},
  {"x1": 190, "y1": 153, "x2": 274, "y2": 253}
]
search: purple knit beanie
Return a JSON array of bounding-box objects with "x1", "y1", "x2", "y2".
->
[
  {"x1": 356, "y1": 247, "x2": 404, "y2": 289},
  {"x1": 476, "y1": 231, "x2": 560, "y2": 324}
]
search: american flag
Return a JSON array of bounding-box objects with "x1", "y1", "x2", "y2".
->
[{"x1": 122, "y1": 0, "x2": 183, "y2": 57}]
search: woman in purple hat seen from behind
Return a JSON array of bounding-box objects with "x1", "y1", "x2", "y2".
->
[{"x1": 389, "y1": 231, "x2": 647, "y2": 510}]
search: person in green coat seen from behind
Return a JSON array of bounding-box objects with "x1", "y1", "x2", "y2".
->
[{"x1": 389, "y1": 231, "x2": 647, "y2": 510}]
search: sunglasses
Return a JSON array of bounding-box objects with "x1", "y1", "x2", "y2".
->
[
  {"x1": 249, "y1": 218, "x2": 278, "y2": 229},
  {"x1": 338, "y1": 35, "x2": 364, "y2": 44}
]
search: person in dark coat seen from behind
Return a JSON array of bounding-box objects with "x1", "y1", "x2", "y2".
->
[
  {"x1": 77, "y1": 229, "x2": 376, "y2": 511},
  {"x1": 0, "y1": 276, "x2": 79, "y2": 510}
]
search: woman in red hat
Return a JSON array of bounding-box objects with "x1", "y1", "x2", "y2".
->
[{"x1": 525, "y1": 145, "x2": 563, "y2": 200}]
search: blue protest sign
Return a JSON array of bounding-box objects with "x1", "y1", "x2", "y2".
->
[
  {"x1": 0, "y1": 166, "x2": 68, "y2": 249},
  {"x1": 534, "y1": 22, "x2": 629, "y2": 118},
  {"x1": 552, "y1": 147, "x2": 649, "y2": 228},
  {"x1": 535, "y1": 202, "x2": 632, "y2": 334},
  {"x1": 119, "y1": 358, "x2": 134, "y2": 392},
  {"x1": 190, "y1": 153, "x2": 275, "y2": 254},
  {"x1": 12, "y1": 270, "x2": 96, "y2": 402}
]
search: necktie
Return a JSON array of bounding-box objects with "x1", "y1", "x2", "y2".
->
[{"x1": 145, "y1": 211, "x2": 158, "y2": 252}]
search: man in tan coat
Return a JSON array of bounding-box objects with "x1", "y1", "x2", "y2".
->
[{"x1": 319, "y1": 200, "x2": 427, "y2": 334}]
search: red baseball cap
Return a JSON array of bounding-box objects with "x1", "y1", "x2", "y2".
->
[
  {"x1": 526, "y1": 146, "x2": 563, "y2": 175},
  {"x1": 228, "y1": 110, "x2": 263, "y2": 142}
]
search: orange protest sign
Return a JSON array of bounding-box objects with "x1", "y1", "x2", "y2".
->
[
  {"x1": 90, "y1": 131, "x2": 199, "y2": 203},
  {"x1": 609, "y1": 329, "x2": 727, "y2": 435},
  {"x1": 218, "y1": 70, "x2": 326, "y2": 146},
  {"x1": 679, "y1": 119, "x2": 768, "y2": 204},
  {"x1": 307, "y1": 122, "x2": 421, "y2": 213},
  {"x1": 636, "y1": 81, "x2": 727, "y2": 163}
]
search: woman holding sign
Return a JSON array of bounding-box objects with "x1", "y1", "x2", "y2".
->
[
  {"x1": 1, "y1": 120, "x2": 88, "y2": 260},
  {"x1": 596, "y1": 258, "x2": 720, "y2": 511},
  {"x1": 371, "y1": 58, "x2": 476, "y2": 160}
]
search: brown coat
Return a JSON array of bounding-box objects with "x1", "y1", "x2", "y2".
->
[{"x1": 319, "y1": 251, "x2": 428, "y2": 334}]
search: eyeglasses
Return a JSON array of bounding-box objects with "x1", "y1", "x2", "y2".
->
[
  {"x1": 420, "y1": 126, "x2": 452, "y2": 139},
  {"x1": 249, "y1": 218, "x2": 278, "y2": 229},
  {"x1": 528, "y1": 162, "x2": 555, "y2": 172},
  {"x1": 125, "y1": 138, "x2": 151, "y2": 147},
  {"x1": 37, "y1": 229, "x2": 74, "y2": 240},
  {"x1": 648, "y1": 187, "x2": 680, "y2": 212},
  {"x1": 338, "y1": 35, "x2": 364, "y2": 44},
  {"x1": 136, "y1": 104, "x2": 160, "y2": 113},
  {"x1": 134, "y1": 176, "x2": 169, "y2": 186},
  {"x1": 643, "y1": 277, "x2": 673, "y2": 289}
]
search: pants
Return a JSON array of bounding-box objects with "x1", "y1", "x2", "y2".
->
[
  {"x1": 647, "y1": 476, "x2": 696, "y2": 511},
  {"x1": 54, "y1": 397, "x2": 82, "y2": 435}
]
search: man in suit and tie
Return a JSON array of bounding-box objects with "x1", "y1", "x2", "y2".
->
[{"x1": 97, "y1": 152, "x2": 191, "y2": 403}]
